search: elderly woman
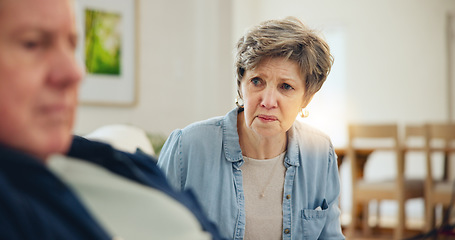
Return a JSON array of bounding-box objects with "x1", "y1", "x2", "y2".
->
[{"x1": 158, "y1": 17, "x2": 344, "y2": 240}]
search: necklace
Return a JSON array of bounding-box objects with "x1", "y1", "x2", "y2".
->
[
  {"x1": 259, "y1": 157, "x2": 281, "y2": 198},
  {"x1": 243, "y1": 152, "x2": 285, "y2": 199}
]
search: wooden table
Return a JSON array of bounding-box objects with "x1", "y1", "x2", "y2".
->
[{"x1": 335, "y1": 148, "x2": 374, "y2": 175}]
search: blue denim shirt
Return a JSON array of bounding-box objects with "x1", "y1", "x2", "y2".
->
[{"x1": 158, "y1": 108, "x2": 345, "y2": 240}]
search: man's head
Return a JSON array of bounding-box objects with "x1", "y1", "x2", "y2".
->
[{"x1": 0, "y1": 0, "x2": 83, "y2": 161}]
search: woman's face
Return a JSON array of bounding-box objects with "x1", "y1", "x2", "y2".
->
[{"x1": 239, "y1": 57, "x2": 306, "y2": 138}]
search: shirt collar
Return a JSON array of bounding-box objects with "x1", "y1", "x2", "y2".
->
[
  {"x1": 0, "y1": 142, "x2": 47, "y2": 172},
  {"x1": 284, "y1": 124, "x2": 300, "y2": 167},
  {"x1": 222, "y1": 108, "x2": 244, "y2": 163}
]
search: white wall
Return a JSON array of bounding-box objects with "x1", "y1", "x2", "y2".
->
[{"x1": 74, "y1": 0, "x2": 235, "y2": 136}]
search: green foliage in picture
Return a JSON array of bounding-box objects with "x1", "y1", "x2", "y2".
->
[{"x1": 85, "y1": 9, "x2": 121, "y2": 75}]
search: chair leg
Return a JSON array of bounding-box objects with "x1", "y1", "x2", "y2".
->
[
  {"x1": 441, "y1": 206, "x2": 451, "y2": 228},
  {"x1": 362, "y1": 202, "x2": 372, "y2": 236},
  {"x1": 375, "y1": 200, "x2": 381, "y2": 230},
  {"x1": 394, "y1": 200, "x2": 405, "y2": 240},
  {"x1": 425, "y1": 203, "x2": 435, "y2": 232},
  {"x1": 349, "y1": 200, "x2": 359, "y2": 238}
]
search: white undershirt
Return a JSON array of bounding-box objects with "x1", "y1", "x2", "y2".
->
[
  {"x1": 47, "y1": 154, "x2": 211, "y2": 240},
  {"x1": 241, "y1": 152, "x2": 286, "y2": 240}
]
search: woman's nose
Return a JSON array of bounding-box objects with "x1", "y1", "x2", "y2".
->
[{"x1": 260, "y1": 87, "x2": 278, "y2": 109}]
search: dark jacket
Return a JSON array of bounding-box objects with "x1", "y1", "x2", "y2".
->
[{"x1": 0, "y1": 136, "x2": 223, "y2": 240}]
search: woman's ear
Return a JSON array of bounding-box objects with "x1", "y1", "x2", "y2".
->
[{"x1": 235, "y1": 89, "x2": 244, "y2": 107}]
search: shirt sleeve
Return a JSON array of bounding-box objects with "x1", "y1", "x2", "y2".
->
[
  {"x1": 157, "y1": 129, "x2": 185, "y2": 191},
  {"x1": 320, "y1": 144, "x2": 345, "y2": 239}
]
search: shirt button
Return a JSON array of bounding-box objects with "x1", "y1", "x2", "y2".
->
[
  {"x1": 284, "y1": 228, "x2": 290, "y2": 234},
  {"x1": 286, "y1": 194, "x2": 291, "y2": 199}
]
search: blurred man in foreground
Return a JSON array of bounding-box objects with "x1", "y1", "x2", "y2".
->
[{"x1": 0, "y1": 0, "x2": 222, "y2": 239}]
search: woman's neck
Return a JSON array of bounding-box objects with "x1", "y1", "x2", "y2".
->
[{"x1": 237, "y1": 112, "x2": 287, "y2": 160}]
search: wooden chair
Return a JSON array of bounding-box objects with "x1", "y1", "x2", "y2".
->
[
  {"x1": 403, "y1": 125, "x2": 426, "y2": 150},
  {"x1": 424, "y1": 123, "x2": 455, "y2": 233},
  {"x1": 347, "y1": 124, "x2": 425, "y2": 240}
]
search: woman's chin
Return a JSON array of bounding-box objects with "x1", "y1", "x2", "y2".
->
[{"x1": 251, "y1": 124, "x2": 284, "y2": 138}]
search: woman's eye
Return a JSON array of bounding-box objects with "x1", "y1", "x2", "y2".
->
[
  {"x1": 281, "y1": 83, "x2": 294, "y2": 90},
  {"x1": 251, "y1": 77, "x2": 261, "y2": 86}
]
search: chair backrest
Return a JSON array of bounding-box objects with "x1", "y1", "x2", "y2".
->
[
  {"x1": 401, "y1": 125, "x2": 427, "y2": 179},
  {"x1": 349, "y1": 124, "x2": 398, "y2": 139},
  {"x1": 348, "y1": 124, "x2": 401, "y2": 183},
  {"x1": 403, "y1": 125, "x2": 426, "y2": 149},
  {"x1": 425, "y1": 123, "x2": 455, "y2": 144},
  {"x1": 348, "y1": 124, "x2": 399, "y2": 151},
  {"x1": 424, "y1": 123, "x2": 455, "y2": 183}
]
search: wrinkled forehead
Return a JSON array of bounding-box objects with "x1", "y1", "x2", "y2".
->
[{"x1": 0, "y1": 0, "x2": 76, "y2": 32}]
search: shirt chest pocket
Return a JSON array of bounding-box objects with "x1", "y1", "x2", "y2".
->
[{"x1": 300, "y1": 199, "x2": 329, "y2": 240}]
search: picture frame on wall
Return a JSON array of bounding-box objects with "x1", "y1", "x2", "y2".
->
[{"x1": 75, "y1": 0, "x2": 137, "y2": 107}]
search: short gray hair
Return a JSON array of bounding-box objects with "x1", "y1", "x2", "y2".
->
[{"x1": 235, "y1": 17, "x2": 334, "y2": 106}]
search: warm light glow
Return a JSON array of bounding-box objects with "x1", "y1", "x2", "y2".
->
[{"x1": 298, "y1": 27, "x2": 347, "y2": 148}]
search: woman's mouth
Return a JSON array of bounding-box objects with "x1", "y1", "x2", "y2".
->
[{"x1": 257, "y1": 114, "x2": 278, "y2": 122}]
